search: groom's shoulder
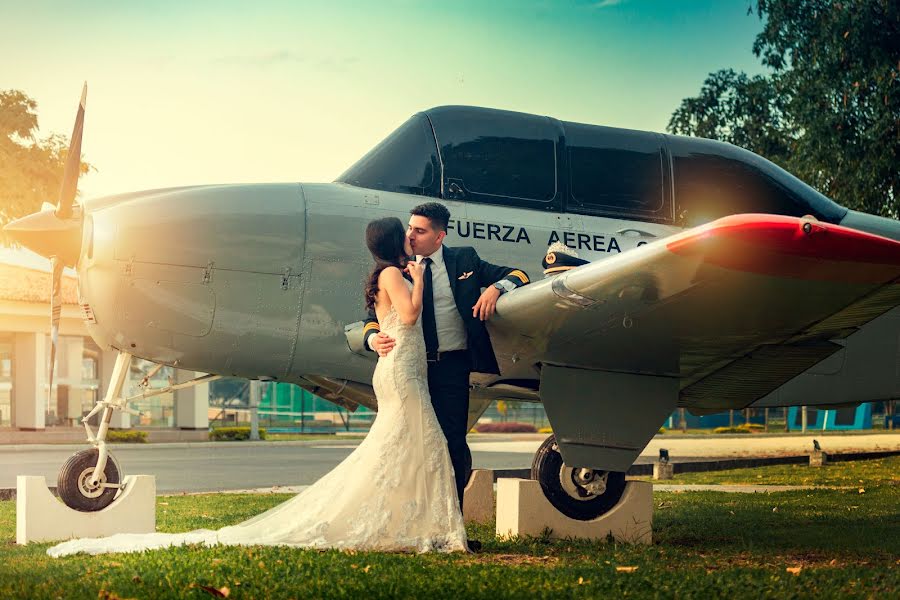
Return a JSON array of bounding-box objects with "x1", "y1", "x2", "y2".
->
[{"x1": 445, "y1": 244, "x2": 478, "y2": 258}]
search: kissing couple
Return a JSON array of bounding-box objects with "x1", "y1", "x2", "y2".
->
[{"x1": 48, "y1": 201, "x2": 529, "y2": 557}]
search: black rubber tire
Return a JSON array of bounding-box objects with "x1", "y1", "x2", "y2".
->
[
  {"x1": 530, "y1": 434, "x2": 626, "y2": 521},
  {"x1": 57, "y1": 448, "x2": 121, "y2": 512},
  {"x1": 462, "y1": 444, "x2": 473, "y2": 490}
]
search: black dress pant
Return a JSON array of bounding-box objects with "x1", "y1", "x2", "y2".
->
[{"x1": 427, "y1": 351, "x2": 471, "y2": 512}]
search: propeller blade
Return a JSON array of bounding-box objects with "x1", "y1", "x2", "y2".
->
[
  {"x1": 47, "y1": 257, "x2": 63, "y2": 413},
  {"x1": 55, "y1": 82, "x2": 87, "y2": 220}
]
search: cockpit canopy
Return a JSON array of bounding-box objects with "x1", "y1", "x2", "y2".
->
[{"x1": 336, "y1": 106, "x2": 846, "y2": 225}]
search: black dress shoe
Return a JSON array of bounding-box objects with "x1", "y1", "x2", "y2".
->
[{"x1": 467, "y1": 539, "x2": 483, "y2": 553}]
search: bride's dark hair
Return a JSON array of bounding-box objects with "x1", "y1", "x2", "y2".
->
[{"x1": 364, "y1": 217, "x2": 409, "y2": 310}]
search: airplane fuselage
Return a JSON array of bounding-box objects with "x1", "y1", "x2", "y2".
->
[
  {"x1": 53, "y1": 105, "x2": 900, "y2": 416},
  {"x1": 77, "y1": 181, "x2": 899, "y2": 413}
]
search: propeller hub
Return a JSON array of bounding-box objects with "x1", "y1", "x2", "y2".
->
[{"x1": 3, "y1": 207, "x2": 83, "y2": 266}]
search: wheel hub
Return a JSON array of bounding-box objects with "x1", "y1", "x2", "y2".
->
[
  {"x1": 76, "y1": 467, "x2": 107, "y2": 498},
  {"x1": 559, "y1": 466, "x2": 609, "y2": 500}
]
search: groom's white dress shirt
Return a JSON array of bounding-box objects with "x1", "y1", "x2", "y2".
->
[{"x1": 417, "y1": 245, "x2": 467, "y2": 353}]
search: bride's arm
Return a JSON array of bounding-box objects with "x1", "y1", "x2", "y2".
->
[{"x1": 379, "y1": 266, "x2": 423, "y2": 326}]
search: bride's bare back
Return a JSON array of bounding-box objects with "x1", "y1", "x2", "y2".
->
[{"x1": 375, "y1": 263, "x2": 424, "y2": 326}]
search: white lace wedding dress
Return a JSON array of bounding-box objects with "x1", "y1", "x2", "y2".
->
[{"x1": 48, "y1": 303, "x2": 468, "y2": 557}]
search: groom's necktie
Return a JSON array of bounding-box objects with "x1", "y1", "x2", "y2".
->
[{"x1": 421, "y1": 257, "x2": 439, "y2": 356}]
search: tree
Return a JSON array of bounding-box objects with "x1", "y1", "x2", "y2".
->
[
  {"x1": 0, "y1": 89, "x2": 91, "y2": 243},
  {"x1": 668, "y1": 69, "x2": 793, "y2": 166},
  {"x1": 669, "y1": 0, "x2": 899, "y2": 218}
]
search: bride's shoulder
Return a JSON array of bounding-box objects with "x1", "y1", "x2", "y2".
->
[{"x1": 378, "y1": 266, "x2": 403, "y2": 282}]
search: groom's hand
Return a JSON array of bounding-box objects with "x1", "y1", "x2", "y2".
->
[
  {"x1": 370, "y1": 332, "x2": 396, "y2": 357},
  {"x1": 472, "y1": 286, "x2": 501, "y2": 321}
]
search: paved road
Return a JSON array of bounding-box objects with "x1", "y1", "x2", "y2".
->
[
  {"x1": 3, "y1": 433, "x2": 897, "y2": 493},
  {"x1": 2, "y1": 442, "x2": 536, "y2": 493}
]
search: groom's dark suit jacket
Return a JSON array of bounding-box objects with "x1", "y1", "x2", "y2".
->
[{"x1": 364, "y1": 245, "x2": 529, "y2": 375}]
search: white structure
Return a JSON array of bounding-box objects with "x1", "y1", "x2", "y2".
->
[
  {"x1": 462, "y1": 468, "x2": 494, "y2": 524},
  {"x1": 16, "y1": 474, "x2": 156, "y2": 544},
  {"x1": 496, "y1": 478, "x2": 653, "y2": 544},
  {"x1": 174, "y1": 368, "x2": 209, "y2": 430}
]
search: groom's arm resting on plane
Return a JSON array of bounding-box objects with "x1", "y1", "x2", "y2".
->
[{"x1": 469, "y1": 249, "x2": 529, "y2": 321}]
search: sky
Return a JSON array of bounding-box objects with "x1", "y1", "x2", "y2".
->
[{"x1": 2, "y1": 0, "x2": 768, "y2": 200}]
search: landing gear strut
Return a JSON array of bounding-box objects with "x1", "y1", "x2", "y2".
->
[
  {"x1": 57, "y1": 351, "x2": 221, "y2": 512},
  {"x1": 530, "y1": 434, "x2": 626, "y2": 521},
  {"x1": 58, "y1": 352, "x2": 134, "y2": 511}
]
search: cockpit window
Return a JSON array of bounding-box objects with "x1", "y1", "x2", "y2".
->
[
  {"x1": 430, "y1": 108, "x2": 557, "y2": 205},
  {"x1": 566, "y1": 122, "x2": 666, "y2": 219},
  {"x1": 336, "y1": 114, "x2": 440, "y2": 198}
]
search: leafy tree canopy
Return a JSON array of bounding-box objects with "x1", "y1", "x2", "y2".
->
[
  {"x1": 669, "y1": 0, "x2": 899, "y2": 218},
  {"x1": 0, "y1": 89, "x2": 92, "y2": 243}
]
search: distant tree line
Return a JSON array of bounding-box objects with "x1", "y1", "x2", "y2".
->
[{"x1": 669, "y1": 0, "x2": 899, "y2": 218}]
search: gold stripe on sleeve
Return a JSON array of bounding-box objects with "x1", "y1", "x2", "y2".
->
[{"x1": 508, "y1": 270, "x2": 529, "y2": 283}]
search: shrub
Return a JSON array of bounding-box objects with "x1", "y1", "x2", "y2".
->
[
  {"x1": 106, "y1": 430, "x2": 147, "y2": 443},
  {"x1": 209, "y1": 427, "x2": 268, "y2": 441},
  {"x1": 474, "y1": 422, "x2": 537, "y2": 433},
  {"x1": 713, "y1": 425, "x2": 752, "y2": 434},
  {"x1": 537, "y1": 427, "x2": 553, "y2": 434},
  {"x1": 746, "y1": 423, "x2": 765, "y2": 431},
  {"x1": 658, "y1": 426, "x2": 667, "y2": 434}
]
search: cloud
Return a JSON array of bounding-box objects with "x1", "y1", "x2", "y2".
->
[{"x1": 592, "y1": 0, "x2": 624, "y2": 7}]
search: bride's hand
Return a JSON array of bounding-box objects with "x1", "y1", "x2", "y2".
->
[{"x1": 405, "y1": 260, "x2": 424, "y2": 282}]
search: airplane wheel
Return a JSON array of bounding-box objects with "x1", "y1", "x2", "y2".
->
[
  {"x1": 57, "y1": 448, "x2": 121, "y2": 512},
  {"x1": 531, "y1": 434, "x2": 626, "y2": 521}
]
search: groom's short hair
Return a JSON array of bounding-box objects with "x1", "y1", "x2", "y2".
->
[{"x1": 410, "y1": 202, "x2": 450, "y2": 232}]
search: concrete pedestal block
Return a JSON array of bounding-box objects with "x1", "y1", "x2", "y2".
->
[
  {"x1": 653, "y1": 462, "x2": 674, "y2": 480},
  {"x1": 16, "y1": 475, "x2": 156, "y2": 544},
  {"x1": 463, "y1": 469, "x2": 494, "y2": 524},
  {"x1": 496, "y1": 479, "x2": 652, "y2": 544},
  {"x1": 809, "y1": 451, "x2": 828, "y2": 467}
]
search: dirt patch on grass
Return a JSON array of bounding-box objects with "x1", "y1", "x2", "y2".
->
[{"x1": 464, "y1": 553, "x2": 561, "y2": 567}]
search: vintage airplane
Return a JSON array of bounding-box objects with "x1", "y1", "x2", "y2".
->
[{"x1": 6, "y1": 85, "x2": 900, "y2": 519}]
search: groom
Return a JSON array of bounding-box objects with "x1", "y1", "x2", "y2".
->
[{"x1": 364, "y1": 202, "x2": 529, "y2": 513}]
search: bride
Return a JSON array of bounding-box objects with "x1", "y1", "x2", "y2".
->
[{"x1": 48, "y1": 216, "x2": 468, "y2": 556}]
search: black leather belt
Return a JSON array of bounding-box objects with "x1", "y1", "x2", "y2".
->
[{"x1": 426, "y1": 349, "x2": 467, "y2": 363}]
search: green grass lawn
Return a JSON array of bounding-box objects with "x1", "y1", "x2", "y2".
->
[
  {"x1": 1, "y1": 460, "x2": 898, "y2": 599},
  {"x1": 663, "y1": 455, "x2": 900, "y2": 487}
]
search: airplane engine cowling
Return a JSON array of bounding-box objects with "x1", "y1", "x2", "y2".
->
[{"x1": 78, "y1": 183, "x2": 306, "y2": 380}]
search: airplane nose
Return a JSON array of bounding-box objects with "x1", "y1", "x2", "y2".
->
[{"x1": 3, "y1": 207, "x2": 83, "y2": 266}]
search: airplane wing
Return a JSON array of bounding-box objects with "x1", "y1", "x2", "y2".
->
[{"x1": 488, "y1": 214, "x2": 900, "y2": 469}]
